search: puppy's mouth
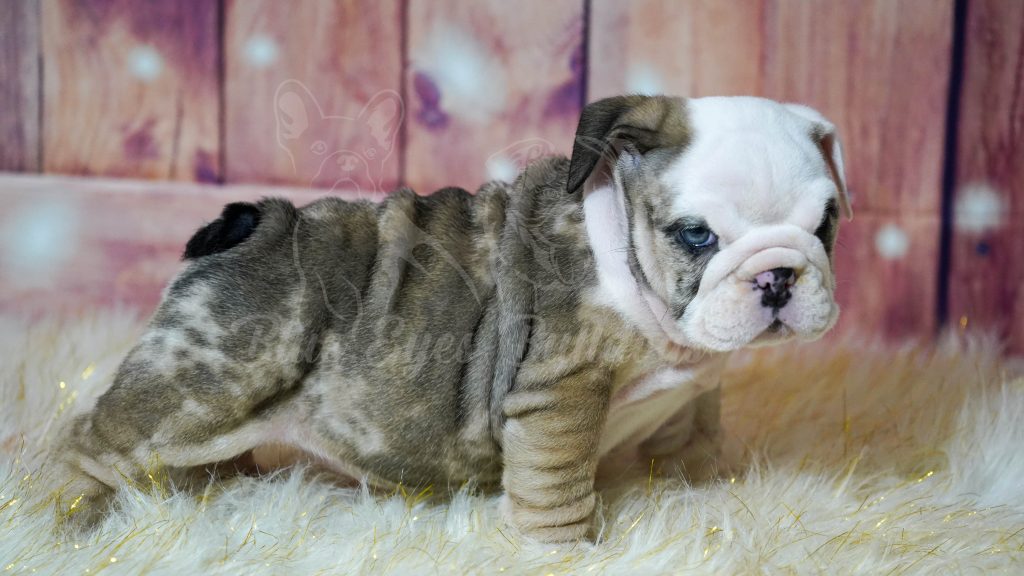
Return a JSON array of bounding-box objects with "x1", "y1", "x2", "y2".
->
[
  {"x1": 750, "y1": 318, "x2": 793, "y2": 345},
  {"x1": 681, "y1": 274, "x2": 833, "y2": 351}
]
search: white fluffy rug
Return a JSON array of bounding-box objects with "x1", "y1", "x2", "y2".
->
[{"x1": 2, "y1": 312, "x2": 1023, "y2": 574}]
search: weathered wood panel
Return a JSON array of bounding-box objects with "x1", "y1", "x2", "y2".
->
[
  {"x1": 0, "y1": 0, "x2": 41, "y2": 171},
  {"x1": 832, "y1": 214, "x2": 942, "y2": 338},
  {"x1": 589, "y1": 0, "x2": 763, "y2": 100},
  {"x1": 588, "y1": 0, "x2": 953, "y2": 339},
  {"x1": 0, "y1": 175, "x2": 345, "y2": 315},
  {"x1": 224, "y1": 0, "x2": 403, "y2": 196},
  {"x1": 41, "y1": 0, "x2": 220, "y2": 181},
  {"x1": 404, "y1": 0, "x2": 584, "y2": 193},
  {"x1": 763, "y1": 0, "x2": 953, "y2": 215},
  {"x1": 949, "y1": 0, "x2": 1024, "y2": 354}
]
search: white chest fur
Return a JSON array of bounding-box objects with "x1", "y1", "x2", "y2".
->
[
  {"x1": 583, "y1": 182, "x2": 726, "y2": 456},
  {"x1": 599, "y1": 357, "x2": 724, "y2": 456}
]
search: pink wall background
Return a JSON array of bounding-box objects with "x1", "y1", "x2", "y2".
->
[{"x1": 0, "y1": 0, "x2": 1021, "y2": 353}]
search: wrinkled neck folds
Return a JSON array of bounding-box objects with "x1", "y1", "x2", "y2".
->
[{"x1": 582, "y1": 181, "x2": 708, "y2": 364}]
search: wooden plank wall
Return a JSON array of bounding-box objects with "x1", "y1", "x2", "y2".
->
[
  {"x1": 0, "y1": 0, "x2": 40, "y2": 172},
  {"x1": 949, "y1": 0, "x2": 1024, "y2": 353},
  {"x1": 403, "y1": 0, "x2": 584, "y2": 192},
  {"x1": 41, "y1": 0, "x2": 220, "y2": 181},
  {"x1": 224, "y1": 0, "x2": 403, "y2": 194},
  {"x1": 0, "y1": 175, "x2": 345, "y2": 315},
  {"x1": 0, "y1": 0, "x2": 1021, "y2": 353}
]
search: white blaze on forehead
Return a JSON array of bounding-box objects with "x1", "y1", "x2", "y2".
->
[{"x1": 660, "y1": 97, "x2": 837, "y2": 240}]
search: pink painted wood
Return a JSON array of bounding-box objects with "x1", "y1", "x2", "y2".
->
[
  {"x1": 403, "y1": 0, "x2": 585, "y2": 193},
  {"x1": 0, "y1": 0, "x2": 41, "y2": 172},
  {"x1": 0, "y1": 175, "x2": 342, "y2": 317},
  {"x1": 763, "y1": 0, "x2": 953, "y2": 339},
  {"x1": 3, "y1": 0, "x2": 1021, "y2": 353},
  {"x1": 948, "y1": 0, "x2": 1024, "y2": 354},
  {"x1": 41, "y1": 0, "x2": 220, "y2": 181},
  {"x1": 223, "y1": 0, "x2": 403, "y2": 196},
  {"x1": 589, "y1": 0, "x2": 763, "y2": 100}
]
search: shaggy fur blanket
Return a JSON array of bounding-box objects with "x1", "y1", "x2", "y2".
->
[{"x1": 1, "y1": 312, "x2": 1022, "y2": 574}]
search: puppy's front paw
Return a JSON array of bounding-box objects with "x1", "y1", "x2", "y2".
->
[
  {"x1": 644, "y1": 429, "x2": 723, "y2": 483},
  {"x1": 674, "y1": 431, "x2": 723, "y2": 482},
  {"x1": 499, "y1": 493, "x2": 595, "y2": 543}
]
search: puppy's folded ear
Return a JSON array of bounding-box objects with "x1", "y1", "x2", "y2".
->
[
  {"x1": 566, "y1": 95, "x2": 691, "y2": 195},
  {"x1": 783, "y1": 103, "x2": 853, "y2": 221}
]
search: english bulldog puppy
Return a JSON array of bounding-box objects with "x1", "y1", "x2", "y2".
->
[{"x1": 53, "y1": 95, "x2": 850, "y2": 542}]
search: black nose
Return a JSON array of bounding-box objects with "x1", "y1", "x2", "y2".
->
[{"x1": 758, "y1": 267, "x2": 795, "y2": 309}]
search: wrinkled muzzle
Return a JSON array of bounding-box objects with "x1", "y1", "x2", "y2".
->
[{"x1": 680, "y1": 225, "x2": 838, "y2": 351}]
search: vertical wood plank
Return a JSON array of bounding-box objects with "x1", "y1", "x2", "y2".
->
[
  {"x1": 41, "y1": 0, "x2": 220, "y2": 181},
  {"x1": 0, "y1": 0, "x2": 41, "y2": 171},
  {"x1": 763, "y1": 0, "x2": 953, "y2": 339},
  {"x1": 949, "y1": 0, "x2": 1024, "y2": 354},
  {"x1": 404, "y1": 0, "x2": 584, "y2": 193},
  {"x1": 831, "y1": 215, "x2": 941, "y2": 337},
  {"x1": 589, "y1": 0, "x2": 764, "y2": 100},
  {"x1": 763, "y1": 0, "x2": 952, "y2": 215},
  {"x1": 224, "y1": 0, "x2": 403, "y2": 196},
  {"x1": 589, "y1": 0, "x2": 953, "y2": 340}
]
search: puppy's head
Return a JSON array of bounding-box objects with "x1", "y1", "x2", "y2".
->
[{"x1": 570, "y1": 95, "x2": 851, "y2": 352}]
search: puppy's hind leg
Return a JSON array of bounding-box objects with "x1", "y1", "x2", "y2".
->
[
  {"x1": 51, "y1": 340, "x2": 288, "y2": 528},
  {"x1": 52, "y1": 198, "x2": 314, "y2": 530},
  {"x1": 52, "y1": 319, "x2": 305, "y2": 530}
]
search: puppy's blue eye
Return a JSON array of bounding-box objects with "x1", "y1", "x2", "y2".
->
[{"x1": 677, "y1": 226, "x2": 717, "y2": 249}]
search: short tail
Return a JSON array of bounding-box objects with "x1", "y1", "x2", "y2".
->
[{"x1": 183, "y1": 202, "x2": 261, "y2": 259}]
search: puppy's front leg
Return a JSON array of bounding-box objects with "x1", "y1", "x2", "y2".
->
[
  {"x1": 640, "y1": 385, "x2": 722, "y2": 481},
  {"x1": 500, "y1": 366, "x2": 610, "y2": 542}
]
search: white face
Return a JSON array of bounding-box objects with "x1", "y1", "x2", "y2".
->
[{"x1": 592, "y1": 96, "x2": 848, "y2": 353}]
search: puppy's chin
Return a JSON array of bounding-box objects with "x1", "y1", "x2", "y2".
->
[{"x1": 679, "y1": 265, "x2": 839, "y2": 352}]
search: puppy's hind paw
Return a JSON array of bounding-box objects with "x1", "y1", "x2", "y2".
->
[{"x1": 48, "y1": 462, "x2": 116, "y2": 534}]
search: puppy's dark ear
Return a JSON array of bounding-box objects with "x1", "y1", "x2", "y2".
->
[
  {"x1": 183, "y1": 202, "x2": 261, "y2": 260},
  {"x1": 566, "y1": 95, "x2": 691, "y2": 194}
]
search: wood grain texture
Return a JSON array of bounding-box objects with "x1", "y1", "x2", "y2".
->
[
  {"x1": 0, "y1": 0, "x2": 41, "y2": 171},
  {"x1": 224, "y1": 0, "x2": 403, "y2": 196},
  {"x1": 832, "y1": 216, "x2": 942, "y2": 339},
  {"x1": 763, "y1": 0, "x2": 953, "y2": 215},
  {"x1": 41, "y1": 0, "x2": 220, "y2": 181},
  {"x1": 948, "y1": 0, "x2": 1024, "y2": 354},
  {"x1": 404, "y1": 0, "x2": 584, "y2": 193},
  {"x1": 0, "y1": 174, "x2": 343, "y2": 315},
  {"x1": 589, "y1": 0, "x2": 953, "y2": 339},
  {"x1": 589, "y1": 0, "x2": 763, "y2": 100}
]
